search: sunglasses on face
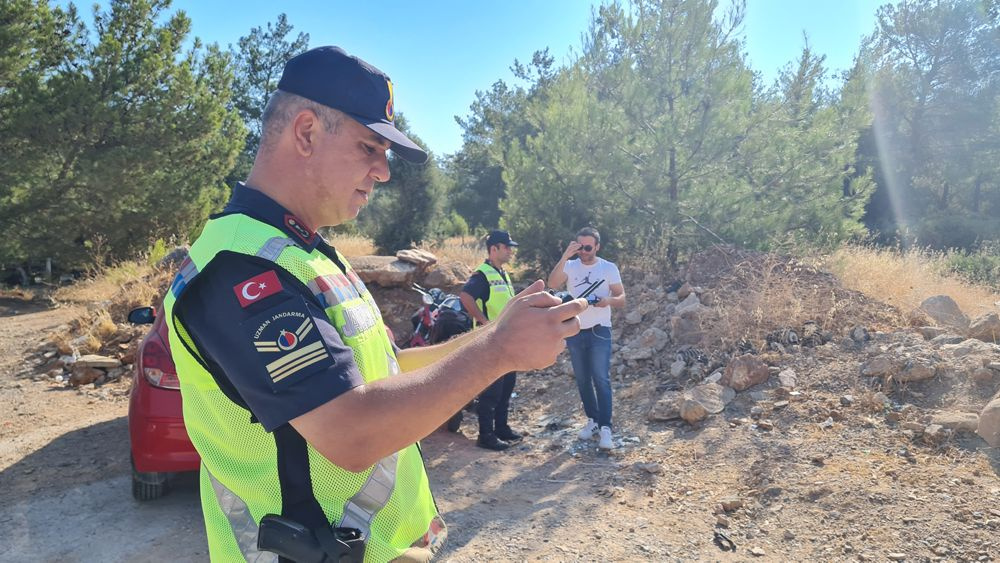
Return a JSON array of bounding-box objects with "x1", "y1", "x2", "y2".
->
[{"x1": 578, "y1": 245, "x2": 594, "y2": 252}]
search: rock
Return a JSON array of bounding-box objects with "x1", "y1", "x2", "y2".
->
[
  {"x1": 721, "y1": 354, "x2": 769, "y2": 391},
  {"x1": 972, "y1": 367, "x2": 995, "y2": 384},
  {"x1": 922, "y1": 424, "x2": 949, "y2": 444},
  {"x1": 968, "y1": 313, "x2": 1000, "y2": 343},
  {"x1": 621, "y1": 346, "x2": 653, "y2": 361},
  {"x1": 670, "y1": 316, "x2": 704, "y2": 346},
  {"x1": 705, "y1": 371, "x2": 722, "y2": 384},
  {"x1": 351, "y1": 256, "x2": 417, "y2": 287},
  {"x1": 887, "y1": 554, "x2": 907, "y2": 562},
  {"x1": 906, "y1": 307, "x2": 934, "y2": 327},
  {"x1": 918, "y1": 326, "x2": 947, "y2": 340},
  {"x1": 719, "y1": 497, "x2": 743, "y2": 511},
  {"x1": 395, "y1": 248, "x2": 437, "y2": 269},
  {"x1": 648, "y1": 392, "x2": 682, "y2": 421},
  {"x1": 930, "y1": 412, "x2": 979, "y2": 433},
  {"x1": 862, "y1": 355, "x2": 899, "y2": 377},
  {"x1": 840, "y1": 395, "x2": 855, "y2": 406},
  {"x1": 977, "y1": 397, "x2": 1000, "y2": 447},
  {"x1": 919, "y1": 295, "x2": 969, "y2": 331},
  {"x1": 676, "y1": 282, "x2": 694, "y2": 300},
  {"x1": 74, "y1": 355, "x2": 121, "y2": 369},
  {"x1": 941, "y1": 339, "x2": 999, "y2": 358},
  {"x1": 638, "y1": 327, "x2": 670, "y2": 353},
  {"x1": 422, "y1": 261, "x2": 471, "y2": 288},
  {"x1": 849, "y1": 326, "x2": 871, "y2": 343},
  {"x1": 680, "y1": 383, "x2": 735, "y2": 423},
  {"x1": 669, "y1": 360, "x2": 686, "y2": 378},
  {"x1": 778, "y1": 369, "x2": 797, "y2": 389},
  {"x1": 893, "y1": 359, "x2": 937, "y2": 383},
  {"x1": 674, "y1": 293, "x2": 703, "y2": 318},
  {"x1": 635, "y1": 462, "x2": 663, "y2": 474},
  {"x1": 750, "y1": 547, "x2": 766, "y2": 557},
  {"x1": 624, "y1": 310, "x2": 643, "y2": 325},
  {"x1": 69, "y1": 366, "x2": 103, "y2": 387},
  {"x1": 931, "y1": 333, "x2": 969, "y2": 346}
]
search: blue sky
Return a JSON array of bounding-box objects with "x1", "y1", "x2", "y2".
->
[{"x1": 74, "y1": 0, "x2": 881, "y2": 157}]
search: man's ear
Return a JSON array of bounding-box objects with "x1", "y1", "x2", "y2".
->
[{"x1": 292, "y1": 109, "x2": 318, "y2": 157}]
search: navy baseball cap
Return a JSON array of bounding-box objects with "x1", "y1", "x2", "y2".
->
[
  {"x1": 486, "y1": 230, "x2": 518, "y2": 247},
  {"x1": 277, "y1": 46, "x2": 428, "y2": 163}
]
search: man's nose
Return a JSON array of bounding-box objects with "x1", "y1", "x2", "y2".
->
[{"x1": 371, "y1": 152, "x2": 390, "y2": 183}]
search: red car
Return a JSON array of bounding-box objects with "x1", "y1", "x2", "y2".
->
[{"x1": 127, "y1": 306, "x2": 200, "y2": 500}]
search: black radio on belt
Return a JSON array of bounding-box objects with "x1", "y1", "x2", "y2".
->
[{"x1": 548, "y1": 279, "x2": 604, "y2": 305}]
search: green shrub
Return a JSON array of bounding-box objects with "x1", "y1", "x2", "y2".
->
[{"x1": 943, "y1": 240, "x2": 1000, "y2": 289}]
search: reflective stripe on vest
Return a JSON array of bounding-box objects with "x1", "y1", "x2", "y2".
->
[
  {"x1": 339, "y1": 452, "x2": 398, "y2": 535},
  {"x1": 207, "y1": 465, "x2": 277, "y2": 563}
]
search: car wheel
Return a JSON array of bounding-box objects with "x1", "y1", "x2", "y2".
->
[{"x1": 131, "y1": 461, "x2": 168, "y2": 501}]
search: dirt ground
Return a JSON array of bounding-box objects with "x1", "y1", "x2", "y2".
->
[{"x1": 2, "y1": 286, "x2": 1000, "y2": 562}]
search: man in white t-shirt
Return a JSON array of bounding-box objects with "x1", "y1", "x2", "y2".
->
[{"x1": 547, "y1": 227, "x2": 626, "y2": 450}]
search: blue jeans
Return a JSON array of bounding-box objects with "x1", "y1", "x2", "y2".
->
[{"x1": 566, "y1": 325, "x2": 613, "y2": 429}]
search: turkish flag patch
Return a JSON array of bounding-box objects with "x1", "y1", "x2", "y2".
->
[{"x1": 233, "y1": 270, "x2": 283, "y2": 308}]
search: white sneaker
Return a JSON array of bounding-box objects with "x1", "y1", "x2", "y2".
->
[
  {"x1": 578, "y1": 419, "x2": 598, "y2": 440},
  {"x1": 598, "y1": 426, "x2": 613, "y2": 450}
]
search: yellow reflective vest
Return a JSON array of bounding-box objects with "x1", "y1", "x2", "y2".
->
[{"x1": 163, "y1": 213, "x2": 441, "y2": 562}]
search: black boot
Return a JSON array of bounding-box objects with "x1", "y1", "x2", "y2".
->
[
  {"x1": 476, "y1": 434, "x2": 510, "y2": 451},
  {"x1": 495, "y1": 427, "x2": 522, "y2": 443}
]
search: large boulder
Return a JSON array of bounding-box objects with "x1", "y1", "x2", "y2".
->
[
  {"x1": 977, "y1": 397, "x2": 1000, "y2": 447},
  {"x1": 679, "y1": 383, "x2": 735, "y2": 424},
  {"x1": 351, "y1": 256, "x2": 417, "y2": 287},
  {"x1": 893, "y1": 358, "x2": 938, "y2": 383},
  {"x1": 396, "y1": 249, "x2": 437, "y2": 270},
  {"x1": 930, "y1": 411, "x2": 980, "y2": 433},
  {"x1": 967, "y1": 313, "x2": 1000, "y2": 343},
  {"x1": 918, "y1": 295, "x2": 969, "y2": 332},
  {"x1": 422, "y1": 261, "x2": 472, "y2": 288}
]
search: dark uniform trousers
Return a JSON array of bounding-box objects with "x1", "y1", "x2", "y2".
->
[{"x1": 477, "y1": 371, "x2": 516, "y2": 436}]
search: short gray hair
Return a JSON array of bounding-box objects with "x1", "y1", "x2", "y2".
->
[{"x1": 259, "y1": 90, "x2": 345, "y2": 152}]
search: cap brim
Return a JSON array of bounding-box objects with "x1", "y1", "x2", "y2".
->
[
  {"x1": 347, "y1": 114, "x2": 428, "y2": 164},
  {"x1": 508, "y1": 241, "x2": 519, "y2": 246}
]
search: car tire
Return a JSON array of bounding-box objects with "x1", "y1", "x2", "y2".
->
[{"x1": 131, "y1": 461, "x2": 168, "y2": 501}]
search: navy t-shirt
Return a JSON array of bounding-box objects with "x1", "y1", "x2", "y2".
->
[{"x1": 173, "y1": 184, "x2": 366, "y2": 432}]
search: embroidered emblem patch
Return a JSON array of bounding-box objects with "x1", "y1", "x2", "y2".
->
[
  {"x1": 234, "y1": 270, "x2": 282, "y2": 307},
  {"x1": 244, "y1": 297, "x2": 334, "y2": 388},
  {"x1": 284, "y1": 214, "x2": 316, "y2": 245}
]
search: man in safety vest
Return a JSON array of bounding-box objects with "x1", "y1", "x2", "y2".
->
[
  {"x1": 164, "y1": 46, "x2": 585, "y2": 562},
  {"x1": 458, "y1": 230, "x2": 522, "y2": 451}
]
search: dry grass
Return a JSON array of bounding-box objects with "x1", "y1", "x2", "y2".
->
[
  {"x1": 825, "y1": 245, "x2": 1000, "y2": 318},
  {"x1": 693, "y1": 248, "x2": 904, "y2": 353},
  {"x1": 50, "y1": 259, "x2": 174, "y2": 358},
  {"x1": 325, "y1": 233, "x2": 377, "y2": 257},
  {"x1": 0, "y1": 287, "x2": 35, "y2": 301},
  {"x1": 417, "y1": 236, "x2": 487, "y2": 270},
  {"x1": 54, "y1": 260, "x2": 160, "y2": 307}
]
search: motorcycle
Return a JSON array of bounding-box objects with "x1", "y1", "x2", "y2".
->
[
  {"x1": 406, "y1": 283, "x2": 474, "y2": 432},
  {"x1": 407, "y1": 283, "x2": 470, "y2": 348}
]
